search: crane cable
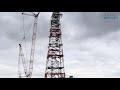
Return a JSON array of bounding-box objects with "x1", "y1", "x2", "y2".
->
[
  {"x1": 19, "y1": 15, "x2": 34, "y2": 44},
  {"x1": 22, "y1": 14, "x2": 28, "y2": 71}
]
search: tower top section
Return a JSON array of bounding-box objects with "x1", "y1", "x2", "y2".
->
[{"x1": 52, "y1": 12, "x2": 63, "y2": 19}]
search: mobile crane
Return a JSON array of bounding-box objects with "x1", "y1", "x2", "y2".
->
[{"x1": 18, "y1": 12, "x2": 40, "y2": 78}]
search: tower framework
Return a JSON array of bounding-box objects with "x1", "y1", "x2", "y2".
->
[{"x1": 45, "y1": 12, "x2": 65, "y2": 78}]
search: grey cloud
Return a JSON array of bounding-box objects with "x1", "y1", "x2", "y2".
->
[
  {"x1": 78, "y1": 12, "x2": 120, "y2": 38},
  {"x1": 62, "y1": 12, "x2": 120, "y2": 41}
]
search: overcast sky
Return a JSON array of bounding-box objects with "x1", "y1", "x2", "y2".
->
[{"x1": 0, "y1": 12, "x2": 120, "y2": 78}]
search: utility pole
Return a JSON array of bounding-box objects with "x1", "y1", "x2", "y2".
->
[{"x1": 45, "y1": 12, "x2": 65, "y2": 78}]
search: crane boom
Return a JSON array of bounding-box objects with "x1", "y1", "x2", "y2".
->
[
  {"x1": 18, "y1": 12, "x2": 40, "y2": 78},
  {"x1": 19, "y1": 44, "x2": 28, "y2": 77},
  {"x1": 28, "y1": 15, "x2": 39, "y2": 78}
]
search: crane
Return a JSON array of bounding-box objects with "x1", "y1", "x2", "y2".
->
[{"x1": 18, "y1": 12, "x2": 40, "y2": 78}]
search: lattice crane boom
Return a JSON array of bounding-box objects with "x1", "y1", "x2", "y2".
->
[
  {"x1": 19, "y1": 44, "x2": 28, "y2": 76},
  {"x1": 18, "y1": 12, "x2": 40, "y2": 78},
  {"x1": 29, "y1": 12, "x2": 40, "y2": 78}
]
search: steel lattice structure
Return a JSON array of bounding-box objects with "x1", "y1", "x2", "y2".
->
[
  {"x1": 18, "y1": 12, "x2": 40, "y2": 78},
  {"x1": 45, "y1": 12, "x2": 65, "y2": 78}
]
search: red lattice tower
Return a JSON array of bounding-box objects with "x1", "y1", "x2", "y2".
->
[{"x1": 45, "y1": 12, "x2": 65, "y2": 78}]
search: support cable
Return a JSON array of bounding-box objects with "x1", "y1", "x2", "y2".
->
[{"x1": 19, "y1": 17, "x2": 34, "y2": 44}]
